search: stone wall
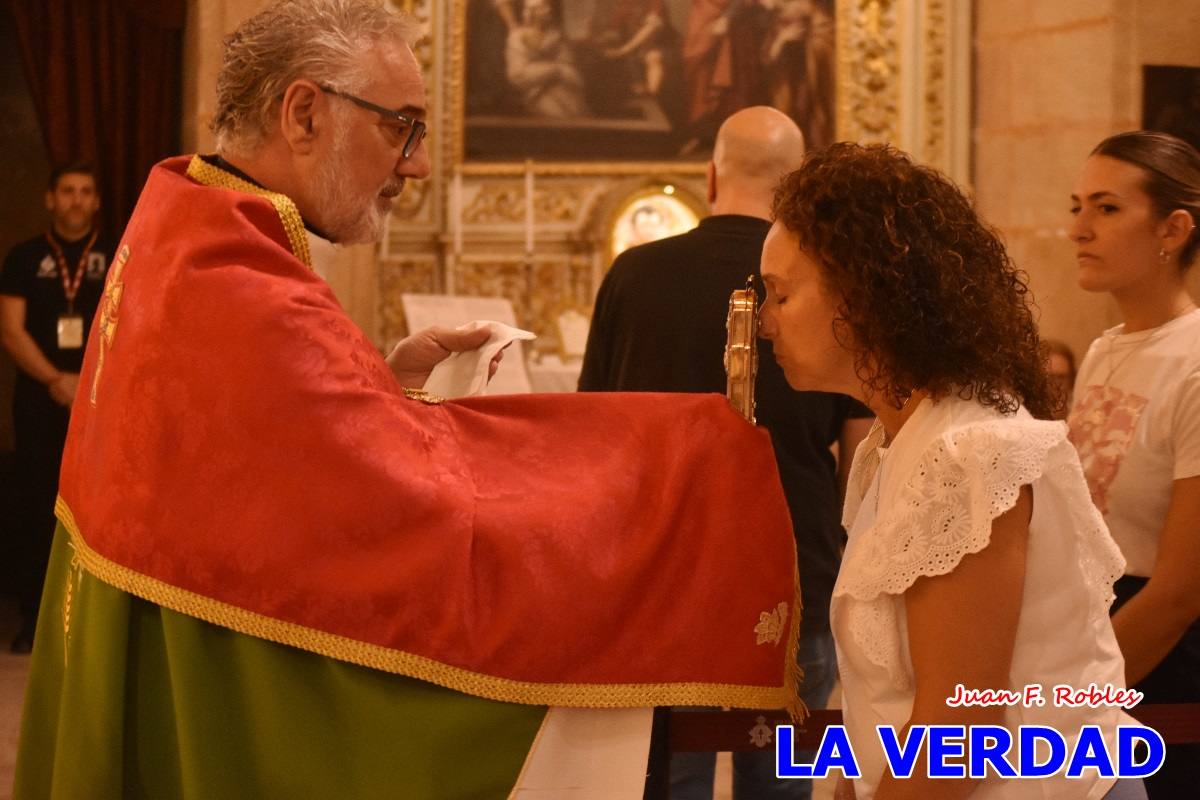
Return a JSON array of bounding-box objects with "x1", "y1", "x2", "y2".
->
[{"x1": 974, "y1": 0, "x2": 1200, "y2": 362}]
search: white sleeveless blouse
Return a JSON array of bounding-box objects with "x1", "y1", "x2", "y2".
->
[{"x1": 832, "y1": 395, "x2": 1134, "y2": 799}]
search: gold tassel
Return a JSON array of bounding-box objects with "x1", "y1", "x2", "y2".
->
[
  {"x1": 61, "y1": 543, "x2": 83, "y2": 666},
  {"x1": 784, "y1": 563, "x2": 808, "y2": 723}
]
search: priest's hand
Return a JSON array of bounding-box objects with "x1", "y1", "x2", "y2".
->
[{"x1": 386, "y1": 326, "x2": 503, "y2": 390}]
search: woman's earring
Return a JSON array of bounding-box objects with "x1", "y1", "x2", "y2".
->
[{"x1": 1160, "y1": 248, "x2": 1170, "y2": 264}]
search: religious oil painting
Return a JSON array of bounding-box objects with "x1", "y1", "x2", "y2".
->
[
  {"x1": 1143, "y1": 65, "x2": 1200, "y2": 153},
  {"x1": 461, "y1": 0, "x2": 837, "y2": 162}
]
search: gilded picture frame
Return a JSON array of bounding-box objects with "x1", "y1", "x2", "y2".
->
[
  {"x1": 447, "y1": 1, "x2": 969, "y2": 181},
  {"x1": 450, "y1": 0, "x2": 838, "y2": 174}
]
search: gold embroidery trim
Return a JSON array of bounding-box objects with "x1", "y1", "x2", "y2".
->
[
  {"x1": 185, "y1": 156, "x2": 312, "y2": 268},
  {"x1": 61, "y1": 540, "x2": 84, "y2": 666},
  {"x1": 403, "y1": 387, "x2": 445, "y2": 404},
  {"x1": 90, "y1": 244, "x2": 129, "y2": 407},
  {"x1": 786, "y1": 563, "x2": 806, "y2": 722},
  {"x1": 754, "y1": 601, "x2": 788, "y2": 646},
  {"x1": 55, "y1": 496, "x2": 793, "y2": 711}
]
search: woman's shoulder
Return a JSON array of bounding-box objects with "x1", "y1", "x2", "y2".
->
[
  {"x1": 1080, "y1": 309, "x2": 1200, "y2": 378},
  {"x1": 915, "y1": 393, "x2": 1063, "y2": 455},
  {"x1": 891, "y1": 396, "x2": 1072, "y2": 512},
  {"x1": 1170, "y1": 309, "x2": 1200, "y2": 373}
]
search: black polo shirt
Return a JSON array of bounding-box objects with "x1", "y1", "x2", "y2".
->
[{"x1": 0, "y1": 229, "x2": 113, "y2": 375}]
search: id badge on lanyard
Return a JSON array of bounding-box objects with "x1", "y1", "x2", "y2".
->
[
  {"x1": 57, "y1": 314, "x2": 85, "y2": 349},
  {"x1": 46, "y1": 230, "x2": 98, "y2": 351}
]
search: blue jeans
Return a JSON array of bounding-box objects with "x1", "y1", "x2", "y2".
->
[{"x1": 669, "y1": 630, "x2": 838, "y2": 800}]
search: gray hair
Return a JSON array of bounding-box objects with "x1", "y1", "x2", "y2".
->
[{"x1": 212, "y1": 0, "x2": 419, "y2": 156}]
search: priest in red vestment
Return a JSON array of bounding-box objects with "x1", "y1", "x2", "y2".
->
[{"x1": 15, "y1": 2, "x2": 800, "y2": 797}]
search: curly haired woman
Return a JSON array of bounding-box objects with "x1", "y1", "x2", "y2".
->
[{"x1": 760, "y1": 143, "x2": 1143, "y2": 799}]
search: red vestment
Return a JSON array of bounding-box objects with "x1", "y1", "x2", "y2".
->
[{"x1": 58, "y1": 155, "x2": 800, "y2": 711}]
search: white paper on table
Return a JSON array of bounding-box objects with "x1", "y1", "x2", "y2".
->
[
  {"x1": 422, "y1": 320, "x2": 536, "y2": 398},
  {"x1": 508, "y1": 707, "x2": 654, "y2": 799}
]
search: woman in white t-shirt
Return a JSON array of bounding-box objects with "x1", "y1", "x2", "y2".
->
[
  {"x1": 760, "y1": 143, "x2": 1143, "y2": 799},
  {"x1": 1067, "y1": 130, "x2": 1200, "y2": 799}
]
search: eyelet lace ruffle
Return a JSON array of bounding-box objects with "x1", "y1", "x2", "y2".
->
[{"x1": 836, "y1": 419, "x2": 1125, "y2": 690}]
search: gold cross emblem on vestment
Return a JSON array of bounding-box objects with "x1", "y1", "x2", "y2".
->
[{"x1": 89, "y1": 244, "x2": 129, "y2": 406}]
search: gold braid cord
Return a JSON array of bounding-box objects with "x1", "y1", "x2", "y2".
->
[
  {"x1": 61, "y1": 541, "x2": 84, "y2": 667},
  {"x1": 185, "y1": 156, "x2": 312, "y2": 268},
  {"x1": 403, "y1": 388, "x2": 446, "y2": 404},
  {"x1": 55, "y1": 497, "x2": 794, "y2": 711}
]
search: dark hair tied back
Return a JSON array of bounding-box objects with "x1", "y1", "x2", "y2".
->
[{"x1": 1092, "y1": 130, "x2": 1200, "y2": 268}]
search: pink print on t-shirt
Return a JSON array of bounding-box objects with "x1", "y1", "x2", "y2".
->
[{"x1": 1067, "y1": 385, "x2": 1150, "y2": 514}]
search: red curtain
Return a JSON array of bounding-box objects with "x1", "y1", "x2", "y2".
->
[{"x1": 4, "y1": 0, "x2": 185, "y2": 239}]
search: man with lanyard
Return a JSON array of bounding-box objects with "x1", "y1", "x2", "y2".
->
[{"x1": 0, "y1": 163, "x2": 110, "y2": 653}]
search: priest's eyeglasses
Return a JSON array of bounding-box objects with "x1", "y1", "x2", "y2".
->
[{"x1": 318, "y1": 85, "x2": 428, "y2": 158}]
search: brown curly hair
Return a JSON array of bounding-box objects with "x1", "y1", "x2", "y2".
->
[{"x1": 772, "y1": 142, "x2": 1056, "y2": 419}]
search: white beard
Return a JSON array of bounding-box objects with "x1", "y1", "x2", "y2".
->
[{"x1": 312, "y1": 117, "x2": 390, "y2": 245}]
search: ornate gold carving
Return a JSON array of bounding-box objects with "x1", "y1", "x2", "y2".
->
[
  {"x1": 460, "y1": 162, "x2": 707, "y2": 177},
  {"x1": 565, "y1": 259, "x2": 596, "y2": 312},
  {"x1": 453, "y1": 259, "x2": 532, "y2": 319},
  {"x1": 392, "y1": 0, "x2": 433, "y2": 80},
  {"x1": 922, "y1": 0, "x2": 948, "y2": 169},
  {"x1": 463, "y1": 183, "x2": 526, "y2": 224},
  {"x1": 537, "y1": 184, "x2": 582, "y2": 223},
  {"x1": 525, "y1": 260, "x2": 573, "y2": 345},
  {"x1": 90, "y1": 245, "x2": 129, "y2": 407},
  {"x1": 449, "y1": 257, "x2": 592, "y2": 352},
  {"x1": 837, "y1": 0, "x2": 900, "y2": 143},
  {"x1": 390, "y1": 179, "x2": 430, "y2": 221},
  {"x1": 755, "y1": 601, "x2": 789, "y2": 646},
  {"x1": 379, "y1": 258, "x2": 440, "y2": 342},
  {"x1": 448, "y1": 0, "x2": 467, "y2": 170},
  {"x1": 461, "y1": 181, "x2": 583, "y2": 225},
  {"x1": 386, "y1": 0, "x2": 433, "y2": 224}
]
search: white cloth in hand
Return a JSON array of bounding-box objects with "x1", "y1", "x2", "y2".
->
[{"x1": 422, "y1": 320, "x2": 536, "y2": 398}]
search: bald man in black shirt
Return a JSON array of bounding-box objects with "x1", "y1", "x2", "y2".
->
[{"x1": 580, "y1": 107, "x2": 872, "y2": 800}]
